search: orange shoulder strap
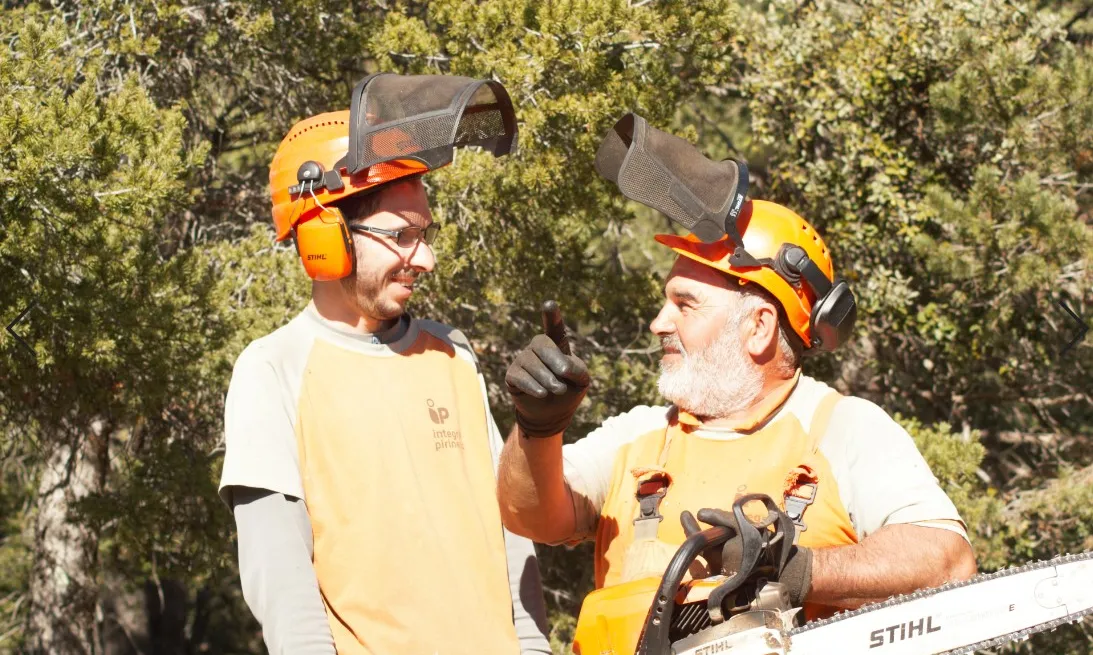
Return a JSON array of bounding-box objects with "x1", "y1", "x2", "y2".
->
[
  {"x1": 782, "y1": 390, "x2": 844, "y2": 542},
  {"x1": 806, "y1": 390, "x2": 844, "y2": 452}
]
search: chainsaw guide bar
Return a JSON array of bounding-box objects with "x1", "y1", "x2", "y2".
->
[{"x1": 786, "y1": 550, "x2": 1093, "y2": 654}]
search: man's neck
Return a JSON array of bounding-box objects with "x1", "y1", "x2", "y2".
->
[
  {"x1": 699, "y1": 370, "x2": 800, "y2": 431},
  {"x1": 310, "y1": 283, "x2": 397, "y2": 336}
]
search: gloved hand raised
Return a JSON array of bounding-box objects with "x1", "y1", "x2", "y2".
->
[{"x1": 506, "y1": 301, "x2": 590, "y2": 438}]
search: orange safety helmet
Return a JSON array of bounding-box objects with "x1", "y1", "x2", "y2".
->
[
  {"x1": 269, "y1": 111, "x2": 429, "y2": 280},
  {"x1": 656, "y1": 199, "x2": 855, "y2": 351},
  {"x1": 269, "y1": 72, "x2": 518, "y2": 281},
  {"x1": 593, "y1": 112, "x2": 855, "y2": 352}
]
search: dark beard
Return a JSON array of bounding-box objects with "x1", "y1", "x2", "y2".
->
[{"x1": 339, "y1": 268, "x2": 403, "y2": 324}]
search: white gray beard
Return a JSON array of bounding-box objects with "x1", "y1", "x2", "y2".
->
[{"x1": 657, "y1": 320, "x2": 765, "y2": 420}]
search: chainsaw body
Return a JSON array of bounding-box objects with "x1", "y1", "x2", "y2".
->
[
  {"x1": 573, "y1": 494, "x2": 801, "y2": 655},
  {"x1": 571, "y1": 495, "x2": 1093, "y2": 655}
]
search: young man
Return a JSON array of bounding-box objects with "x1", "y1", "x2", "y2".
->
[{"x1": 218, "y1": 75, "x2": 551, "y2": 655}]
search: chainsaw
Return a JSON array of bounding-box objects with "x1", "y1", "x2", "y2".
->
[{"x1": 572, "y1": 493, "x2": 1093, "y2": 655}]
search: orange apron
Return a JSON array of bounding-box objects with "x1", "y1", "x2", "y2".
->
[{"x1": 594, "y1": 388, "x2": 857, "y2": 621}]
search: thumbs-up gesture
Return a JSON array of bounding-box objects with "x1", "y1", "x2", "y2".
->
[{"x1": 505, "y1": 301, "x2": 590, "y2": 438}]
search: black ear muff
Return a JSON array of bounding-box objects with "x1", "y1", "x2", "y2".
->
[
  {"x1": 809, "y1": 280, "x2": 857, "y2": 352},
  {"x1": 775, "y1": 244, "x2": 857, "y2": 352}
]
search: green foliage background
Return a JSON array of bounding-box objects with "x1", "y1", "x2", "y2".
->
[{"x1": 0, "y1": 0, "x2": 1090, "y2": 653}]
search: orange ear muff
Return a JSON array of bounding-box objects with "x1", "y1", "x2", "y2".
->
[{"x1": 294, "y1": 208, "x2": 354, "y2": 281}]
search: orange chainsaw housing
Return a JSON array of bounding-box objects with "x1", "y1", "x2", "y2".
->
[{"x1": 572, "y1": 577, "x2": 726, "y2": 654}]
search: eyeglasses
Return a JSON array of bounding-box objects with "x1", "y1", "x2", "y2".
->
[{"x1": 348, "y1": 223, "x2": 442, "y2": 248}]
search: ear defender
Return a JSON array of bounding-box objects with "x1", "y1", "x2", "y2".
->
[
  {"x1": 809, "y1": 280, "x2": 857, "y2": 352},
  {"x1": 776, "y1": 245, "x2": 857, "y2": 353},
  {"x1": 293, "y1": 160, "x2": 355, "y2": 281},
  {"x1": 294, "y1": 214, "x2": 354, "y2": 281}
]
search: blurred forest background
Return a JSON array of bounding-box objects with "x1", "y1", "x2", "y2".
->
[{"x1": 1, "y1": 0, "x2": 1092, "y2": 653}]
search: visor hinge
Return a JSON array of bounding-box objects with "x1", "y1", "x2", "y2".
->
[{"x1": 289, "y1": 160, "x2": 345, "y2": 196}]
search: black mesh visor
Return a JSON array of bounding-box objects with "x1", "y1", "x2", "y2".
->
[
  {"x1": 345, "y1": 73, "x2": 518, "y2": 174},
  {"x1": 594, "y1": 113, "x2": 748, "y2": 244}
]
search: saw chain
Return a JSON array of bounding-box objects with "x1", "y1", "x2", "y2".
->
[{"x1": 788, "y1": 550, "x2": 1093, "y2": 654}]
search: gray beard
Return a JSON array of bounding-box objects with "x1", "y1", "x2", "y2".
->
[{"x1": 657, "y1": 318, "x2": 765, "y2": 420}]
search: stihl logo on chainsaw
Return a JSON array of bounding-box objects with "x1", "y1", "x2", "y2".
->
[
  {"x1": 868, "y1": 615, "x2": 940, "y2": 648},
  {"x1": 694, "y1": 639, "x2": 732, "y2": 655}
]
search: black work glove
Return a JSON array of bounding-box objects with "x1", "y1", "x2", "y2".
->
[
  {"x1": 696, "y1": 507, "x2": 814, "y2": 607},
  {"x1": 505, "y1": 302, "x2": 590, "y2": 438}
]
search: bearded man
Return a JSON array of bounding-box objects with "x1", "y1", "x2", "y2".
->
[{"x1": 495, "y1": 197, "x2": 977, "y2": 624}]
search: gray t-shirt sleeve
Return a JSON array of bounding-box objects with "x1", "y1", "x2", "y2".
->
[{"x1": 230, "y1": 487, "x2": 335, "y2": 655}]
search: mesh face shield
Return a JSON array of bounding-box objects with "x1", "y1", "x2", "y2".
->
[
  {"x1": 343, "y1": 73, "x2": 519, "y2": 175},
  {"x1": 595, "y1": 113, "x2": 752, "y2": 253}
]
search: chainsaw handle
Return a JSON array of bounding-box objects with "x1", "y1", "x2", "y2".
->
[
  {"x1": 637, "y1": 525, "x2": 733, "y2": 655},
  {"x1": 705, "y1": 494, "x2": 798, "y2": 624}
]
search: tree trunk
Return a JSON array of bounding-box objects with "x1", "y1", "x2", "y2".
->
[{"x1": 25, "y1": 422, "x2": 110, "y2": 654}]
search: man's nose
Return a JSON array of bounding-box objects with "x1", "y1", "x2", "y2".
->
[
  {"x1": 649, "y1": 302, "x2": 676, "y2": 336},
  {"x1": 408, "y1": 240, "x2": 435, "y2": 272}
]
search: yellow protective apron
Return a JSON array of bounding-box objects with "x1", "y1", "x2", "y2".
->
[{"x1": 594, "y1": 387, "x2": 858, "y2": 622}]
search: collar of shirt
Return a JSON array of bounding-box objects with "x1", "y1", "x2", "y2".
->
[{"x1": 303, "y1": 303, "x2": 411, "y2": 345}]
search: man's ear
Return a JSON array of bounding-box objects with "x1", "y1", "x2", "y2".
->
[{"x1": 745, "y1": 300, "x2": 782, "y2": 361}]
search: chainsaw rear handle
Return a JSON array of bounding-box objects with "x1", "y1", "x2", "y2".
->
[
  {"x1": 704, "y1": 494, "x2": 796, "y2": 624},
  {"x1": 636, "y1": 524, "x2": 733, "y2": 655}
]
